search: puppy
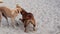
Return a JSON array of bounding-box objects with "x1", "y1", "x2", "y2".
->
[{"x1": 19, "y1": 9, "x2": 36, "y2": 32}]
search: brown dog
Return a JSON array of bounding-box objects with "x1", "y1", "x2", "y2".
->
[{"x1": 19, "y1": 6, "x2": 36, "y2": 32}]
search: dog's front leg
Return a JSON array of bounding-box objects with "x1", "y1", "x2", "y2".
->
[
  {"x1": 31, "y1": 19, "x2": 36, "y2": 31},
  {"x1": 11, "y1": 17, "x2": 16, "y2": 28},
  {"x1": 24, "y1": 20, "x2": 29, "y2": 32}
]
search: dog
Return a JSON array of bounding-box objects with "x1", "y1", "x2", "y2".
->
[
  {"x1": 19, "y1": 6, "x2": 36, "y2": 32},
  {"x1": 0, "y1": 4, "x2": 22, "y2": 27}
]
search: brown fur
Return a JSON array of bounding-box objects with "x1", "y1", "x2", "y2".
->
[
  {"x1": 19, "y1": 8, "x2": 36, "y2": 32},
  {"x1": 0, "y1": 4, "x2": 22, "y2": 27}
]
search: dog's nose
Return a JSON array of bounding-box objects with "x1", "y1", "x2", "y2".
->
[{"x1": 19, "y1": 18, "x2": 21, "y2": 20}]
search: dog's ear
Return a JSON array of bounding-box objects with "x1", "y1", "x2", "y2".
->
[{"x1": 16, "y1": 4, "x2": 21, "y2": 8}]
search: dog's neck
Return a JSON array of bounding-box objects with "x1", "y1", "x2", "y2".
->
[{"x1": 10, "y1": 9, "x2": 19, "y2": 17}]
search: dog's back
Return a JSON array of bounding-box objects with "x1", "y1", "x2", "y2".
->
[
  {"x1": 25, "y1": 13, "x2": 34, "y2": 20},
  {"x1": 21, "y1": 13, "x2": 34, "y2": 22}
]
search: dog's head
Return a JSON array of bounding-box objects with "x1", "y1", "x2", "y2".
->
[{"x1": 16, "y1": 4, "x2": 22, "y2": 13}]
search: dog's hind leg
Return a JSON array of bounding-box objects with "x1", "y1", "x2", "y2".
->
[
  {"x1": 0, "y1": 12, "x2": 2, "y2": 27},
  {"x1": 2, "y1": 13, "x2": 9, "y2": 26},
  {"x1": 5, "y1": 17, "x2": 9, "y2": 26},
  {"x1": 31, "y1": 19, "x2": 36, "y2": 31}
]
